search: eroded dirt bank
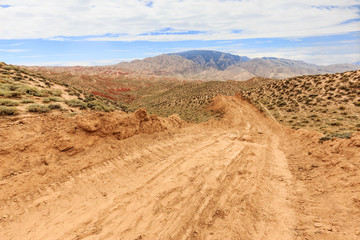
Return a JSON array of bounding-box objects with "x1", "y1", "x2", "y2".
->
[{"x1": 0, "y1": 96, "x2": 359, "y2": 240}]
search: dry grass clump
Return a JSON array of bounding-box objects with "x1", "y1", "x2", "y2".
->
[
  {"x1": 0, "y1": 106, "x2": 19, "y2": 116},
  {"x1": 27, "y1": 104, "x2": 51, "y2": 113},
  {"x1": 65, "y1": 99, "x2": 88, "y2": 109},
  {"x1": 21, "y1": 98, "x2": 35, "y2": 104},
  {"x1": 0, "y1": 99, "x2": 19, "y2": 106},
  {"x1": 48, "y1": 103, "x2": 62, "y2": 110}
]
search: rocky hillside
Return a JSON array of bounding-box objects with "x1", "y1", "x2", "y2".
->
[
  {"x1": 116, "y1": 55, "x2": 201, "y2": 76},
  {"x1": 26, "y1": 65, "x2": 180, "y2": 102},
  {"x1": 170, "y1": 50, "x2": 249, "y2": 70},
  {"x1": 117, "y1": 50, "x2": 360, "y2": 80}
]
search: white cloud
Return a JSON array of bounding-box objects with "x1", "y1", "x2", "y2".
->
[
  {"x1": 228, "y1": 42, "x2": 360, "y2": 65},
  {"x1": 19, "y1": 58, "x2": 133, "y2": 66},
  {"x1": 0, "y1": 0, "x2": 359, "y2": 40},
  {"x1": 0, "y1": 48, "x2": 26, "y2": 52}
]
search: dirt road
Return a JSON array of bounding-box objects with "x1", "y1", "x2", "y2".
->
[{"x1": 1, "y1": 96, "x2": 359, "y2": 239}]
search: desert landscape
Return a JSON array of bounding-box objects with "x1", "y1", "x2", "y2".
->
[
  {"x1": 1, "y1": 0, "x2": 360, "y2": 239},
  {"x1": 0, "y1": 53, "x2": 360, "y2": 240}
]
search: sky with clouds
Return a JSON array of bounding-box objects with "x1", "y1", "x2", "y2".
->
[{"x1": 0, "y1": 0, "x2": 359, "y2": 66}]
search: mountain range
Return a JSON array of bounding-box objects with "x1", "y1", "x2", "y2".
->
[{"x1": 116, "y1": 50, "x2": 360, "y2": 81}]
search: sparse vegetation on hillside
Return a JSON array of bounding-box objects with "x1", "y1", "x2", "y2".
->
[
  {"x1": 27, "y1": 65, "x2": 179, "y2": 103},
  {"x1": 245, "y1": 70, "x2": 360, "y2": 136},
  {"x1": 2, "y1": 61, "x2": 359, "y2": 137},
  {"x1": 0, "y1": 62, "x2": 121, "y2": 116},
  {"x1": 128, "y1": 78, "x2": 272, "y2": 122}
]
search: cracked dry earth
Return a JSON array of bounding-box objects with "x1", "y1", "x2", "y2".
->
[{"x1": 0, "y1": 95, "x2": 359, "y2": 240}]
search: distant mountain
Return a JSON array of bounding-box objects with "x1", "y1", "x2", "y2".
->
[
  {"x1": 115, "y1": 51, "x2": 360, "y2": 81},
  {"x1": 169, "y1": 50, "x2": 250, "y2": 70},
  {"x1": 117, "y1": 55, "x2": 201, "y2": 77},
  {"x1": 235, "y1": 58, "x2": 322, "y2": 79},
  {"x1": 29, "y1": 50, "x2": 360, "y2": 82},
  {"x1": 321, "y1": 64, "x2": 360, "y2": 73}
]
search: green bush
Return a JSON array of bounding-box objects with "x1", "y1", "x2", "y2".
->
[
  {"x1": 0, "y1": 106, "x2": 19, "y2": 116},
  {"x1": 0, "y1": 99, "x2": 19, "y2": 106},
  {"x1": 27, "y1": 104, "x2": 50, "y2": 113}
]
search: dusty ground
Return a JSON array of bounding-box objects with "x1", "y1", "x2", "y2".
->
[{"x1": 0, "y1": 95, "x2": 359, "y2": 240}]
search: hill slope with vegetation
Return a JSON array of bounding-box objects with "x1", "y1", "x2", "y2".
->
[
  {"x1": 127, "y1": 70, "x2": 360, "y2": 137},
  {"x1": 244, "y1": 70, "x2": 360, "y2": 137},
  {"x1": 0, "y1": 62, "x2": 120, "y2": 117},
  {"x1": 4, "y1": 61, "x2": 360, "y2": 138},
  {"x1": 127, "y1": 77, "x2": 273, "y2": 122}
]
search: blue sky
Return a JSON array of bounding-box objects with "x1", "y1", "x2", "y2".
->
[{"x1": 0, "y1": 0, "x2": 359, "y2": 66}]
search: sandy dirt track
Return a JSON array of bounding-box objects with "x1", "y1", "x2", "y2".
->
[{"x1": 0, "y1": 95, "x2": 359, "y2": 239}]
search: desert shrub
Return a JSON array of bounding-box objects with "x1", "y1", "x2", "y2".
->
[
  {"x1": 0, "y1": 106, "x2": 19, "y2": 116},
  {"x1": 49, "y1": 89, "x2": 62, "y2": 97},
  {"x1": 84, "y1": 94, "x2": 96, "y2": 102},
  {"x1": 328, "y1": 121, "x2": 342, "y2": 126},
  {"x1": 27, "y1": 104, "x2": 50, "y2": 113},
  {"x1": 21, "y1": 98, "x2": 35, "y2": 104},
  {"x1": 44, "y1": 81, "x2": 52, "y2": 87},
  {"x1": 87, "y1": 100, "x2": 116, "y2": 112},
  {"x1": 21, "y1": 88, "x2": 61, "y2": 97},
  {"x1": 48, "y1": 103, "x2": 62, "y2": 109},
  {"x1": 43, "y1": 97, "x2": 63, "y2": 103},
  {"x1": 3, "y1": 66, "x2": 12, "y2": 71},
  {"x1": 0, "y1": 99, "x2": 19, "y2": 106},
  {"x1": 42, "y1": 98, "x2": 51, "y2": 103},
  {"x1": 66, "y1": 89, "x2": 80, "y2": 96},
  {"x1": 328, "y1": 132, "x2": 352, "y2": 140},
  {"x1": 65, "y1": 99, "x2": 87, "y2": 109},
  {"x1": 49, "y1": 97, "x2": 63, "y2": 102},
  {"x1": 11, "y1": 85, "x2": 42, "y2": 97},
  {"x1": 0, "y1": 90, "x2": 21, "y2": 98},
  {"x1": 339, "y1": 86, "x2": 349, "y2": 91},
  {"x1": 38, "y1": 89, "x2": 52, "y2": 97},
  {"x1": 319, "y1": 136, "x2": 331, "y2": 143},
  {"x1": 13, "y1": 76, "x2": 22, "y2": 81}
]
